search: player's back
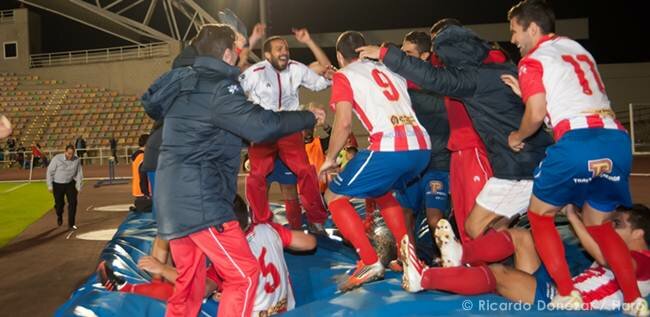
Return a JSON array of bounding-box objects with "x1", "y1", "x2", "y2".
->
[
  {"x1": 337, "y1": 60, "x2": 430, "y2": 151},
  {"x1": 527, "y1": 36, "x2": 611, "y2": 128},
  {"x1": 246, "y1": 223, "x2": 295, "y2": 314}
]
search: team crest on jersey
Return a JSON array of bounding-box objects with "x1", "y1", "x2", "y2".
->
[
  {"x1": 429, "y1": 181, "x2": 443, "y2": 193},
  {"x1": 227, "y1": 84, "x2": 240, "y2": 94},
  {"x1": 588, "y1": 158, "x2": 613, "y2": 177}
]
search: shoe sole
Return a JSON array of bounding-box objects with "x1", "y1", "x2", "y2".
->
[
  {"x1": 400, "y1": 236, "x2": 422, "y2": 293},
  {"x1": 435, "y1": 219, "x2": 461, "y2": 267}
]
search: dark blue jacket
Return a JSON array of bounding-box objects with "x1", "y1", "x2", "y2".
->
[
  {"x1": 141, "y1": 56, "x2": 316, "y2": 240},
  {"x1": 383, "y1": 26, "x2": 553, "y2": 180},
  {"x1": 409, "y1": 89, "x2": 450, "y2": 171}
]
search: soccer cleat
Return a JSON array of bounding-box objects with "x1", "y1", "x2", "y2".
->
[
  {"x1": 96, "y1": 260, "x2": 125, "y2": 291},
  {"x1": 69, "y1": 225, "x2": 78, "y2": 231},
  {"x1": 624, "y1": 297, "x2": 650, "y2": 317},
  {"x1": 388, "y1": 259, "x2": 403, "y2": 272},
  {"x1": 400, "y1": 235, "x2": 425, "y2": 293},
  {"x1": 434, "y1": 219, "x2": 462, "y2": 267},
  {"x1": 307, "y1": 222, "x2": 327, "y2": 236},
  {"x1": 549, "y1": 290, "x2": 583, "y2": 311},
  {"x1": 338, "y1": 260, "x2": 385, "y2": 292}
]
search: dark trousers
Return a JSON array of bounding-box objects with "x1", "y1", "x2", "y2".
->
[{"x1": 53, "y1": 181, "x2": 78, "y2": 227}]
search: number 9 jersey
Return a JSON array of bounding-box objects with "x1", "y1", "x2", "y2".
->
[
  {"x1": 330, "y1": 60, "x2": 431, "y2": 152},
  {"x1": 518, "y1": 35, "x2": 625, "y2": 140}
]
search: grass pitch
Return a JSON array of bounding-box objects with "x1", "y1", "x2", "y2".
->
[{"x1": 0, "y1": 182, "x2": 53, "y2": 247}]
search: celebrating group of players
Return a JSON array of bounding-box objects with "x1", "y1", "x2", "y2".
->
[{"x1": 131, "y1": 0, "x2": 650, "y2": 316}]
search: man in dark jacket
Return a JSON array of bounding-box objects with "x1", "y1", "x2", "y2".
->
[
  {"x1": 358, "y1": 25, "x2": 554, "y2": 270},
  {"x1": 141, "y1": 24, "x2": 323, "y2": 317},
  {"x1": 396, "y1": 31, "x2": 451, "y2": 263}
]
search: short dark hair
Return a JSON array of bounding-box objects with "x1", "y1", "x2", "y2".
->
[
  {"x1": 345, "y1": 146, "x2": 358, "y2": 155},
  {"x1": 508, "y1": 0, "x2": 556, "y2": 34},
  {"x1": 263, "y1": 36, "x2": 287, "y2": 54},
  {"x1": 138, "y1": 134, "x2": 149, "y2": 147},
  {"x1": 191, "y1": 24, "x2": 236, "y2": 59},
  {"x1": 336, "y1": 31, "x2": 366, "y2": 61},
  {"x1": 430, "y1": 18, "x2": 463, "y2": 37},
  {"x1": 619, "y1": 204, "x2": 650, "y2": 246},
  {"x1": 403, "y1": 31, "x2": 432, "y2": 54},
  {"x1": 232, "y1": 194, "x2": 250, "y2": 231}
]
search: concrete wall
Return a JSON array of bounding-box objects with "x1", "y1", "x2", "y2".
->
[
  {"x1": 0, "y1": 8, "x2": 30, "y2": 73},
  {"x1": 28, "y1": 41, "x2": 181, "y2": 96}
]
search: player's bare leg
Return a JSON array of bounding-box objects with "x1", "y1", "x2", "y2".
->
[
  {"x1": 488, "y1": 264, "x2": 537, "y2": 304},
  {"x1": 464, "y1": 204, "x2": 507, "y2": 239}
]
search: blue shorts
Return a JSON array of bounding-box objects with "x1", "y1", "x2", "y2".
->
[
  {"x1": 329, "y1": 150, "x2": 430, "y2": 198},
  {"x1": 533, "y1": 129, "x2": 632, "y2": 212},
  {"x1": 396, "y1": 169, "x2": 450, "y2": 217},
  {"x1": 266, "y1": 158, "x2": 297, "y2": 185},
  {"x1": 533, "y1": 263, "x2": 557, "y2": 305}
]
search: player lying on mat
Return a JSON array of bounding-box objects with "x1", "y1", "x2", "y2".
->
[
  {"x1": 97, "y1": 194, "x2": 317, "y2": 316},
  {"x1": 399, "y1": 204, "x2": 650, "y2": 312}
]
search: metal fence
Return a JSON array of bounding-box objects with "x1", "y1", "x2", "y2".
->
[
  {"x1": 0, "y1": 9, "x2": 14, "y2": 24},
  {"x1": 29, "y1": 42, "x2": 171, "y2": 68},
  {"x1": 0, "y1": 145, "x2": 141, "y2": 168}
]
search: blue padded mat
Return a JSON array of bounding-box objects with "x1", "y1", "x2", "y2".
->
[{"x1": 55, "y1": 201, "x2": 627, "y2": 316}]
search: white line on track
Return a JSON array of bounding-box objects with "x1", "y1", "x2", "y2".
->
[{"x1": 0, "y1": 182, "x2": 29, "y2": 194}]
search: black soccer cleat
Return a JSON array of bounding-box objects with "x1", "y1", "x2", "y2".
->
[{"x1": 96, "y1": 260, "x2": 125, "y2": 291}]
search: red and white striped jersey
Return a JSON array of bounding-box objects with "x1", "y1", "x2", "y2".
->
[
  {"x1": 330, "y1": 60, "x2": 431, "y2": 152},
  {"x1": 574, "y1": 250, "x2": 650, "y2": 310},
  {"x1": 245, "y1": 223, "x2": 295, "y2": 315},
  {"x1": 518, "y1": 35, "x2": 625, "y2": 140}
]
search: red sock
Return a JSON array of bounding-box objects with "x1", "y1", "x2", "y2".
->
[
  {"x1": 528, "y1": 211, "x2": 574, "y2": 296},
  {"x1": 421, "y1": 265, "x2": 496, "y2": 295},
  {"x1": 284, "y1": 199, "x2": 302, "y2": 230},
  {"x1": 587, "y1": 222, "x2": 642, "y2": 303},
  {"x1": 461, "y1": 230, "x2": 515, "y2": 265},
  {"x1": 375, "y1": 193, "x2": 408, "y2": 248},
  {"x1": 120, "y1": 280, "x2": 174, "y2": 302},
  {"x1": 329, "y1": 198, "x2": 378, "y2": 265}
]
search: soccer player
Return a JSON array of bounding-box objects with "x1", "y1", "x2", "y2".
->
[
  {"x1": 319, "y1": 31, "x2": 431, "y2": 292},
  {"x1": 240, "y1": 28, "x2": 332, "y2": 234},
  {"x1": 396, "y1": 31, "x2": 451, "y2": 257},
  {"x1": 98, "y1": 194, "x2": 316, "y2": 316},
  {"x1": 505, "y1": 0, "x2": 647, "y2": 314},
  {"x1": 401, "y1": 204, "x2": 650, "y2": 313}
]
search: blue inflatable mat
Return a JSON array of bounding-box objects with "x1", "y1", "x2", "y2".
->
[{"x1": 55, "y1": 202, "x2": 627, "y2": 316}]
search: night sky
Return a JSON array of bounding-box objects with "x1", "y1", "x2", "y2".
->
[{"x1": 1, "y1": 0, "x2": 648, "y2": 65}]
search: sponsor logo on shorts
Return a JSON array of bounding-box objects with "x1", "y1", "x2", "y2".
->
[
  {"x1": 429, "y1": 181, "x2": 443, "y2": 193},
  {"x1": 588, "y1": 158, "x2": 613, "y2": 177}
]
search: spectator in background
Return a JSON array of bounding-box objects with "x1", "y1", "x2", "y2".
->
[
  {"x1": 75, "y1": 135, "x2": 87, "y2": 165},
  {"x1": 46, "y1": 144, "x2": 83, "y2": 230},
  {"x1": 16, "y1": 142, "x2": 26, "y2": 169},
  {"x1": 109, "y1": 136, "x2": 118, "y2": 164},
  {"x1": 131, "y1": 134, "x2": 150, "y2": 198},
  {"x1": 0, "y1": 115, "x2": 12, "y2": 139},
  {"x1": 6, "y1": 133, "x2": 16, "y2": 166}
]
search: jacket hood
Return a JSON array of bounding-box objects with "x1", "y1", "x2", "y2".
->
[
  {"x1": 433, "y1": 25, "x2": 491, "y2": 68},
  {"x1": 141, "y1": 56, "x2": 239, "y2": 121}
]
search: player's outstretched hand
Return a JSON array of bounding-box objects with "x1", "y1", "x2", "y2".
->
[
  {"x1": 319, "y1": 157, "x2": 338, "y2": 183},
  {"x1": 0, "y1": 115, "x2": 12, "y2": 139},
  {"x1": 501, "y1": 74, "x2": 521, "y2": 97},
  {"x1": 356, "y1": 45, "x2": 381, "y2": 60},
  {"x1": 293, "y1": 28, "x2": 312, "y2": 44},
  {"x1": 508, "y1": 131, "x2": 525, "y2": 152},
  {"x1": 137, "y1": 256, "x2": 165, "y2": 275},
  {"x1": 308, "y1": 105, "x2": 326, "y2": 126},
  {"x1": 248, "y1": 23, "x2": 266, "y2": 47}
]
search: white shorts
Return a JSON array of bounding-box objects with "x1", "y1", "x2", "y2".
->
[{"x1": 475, "y1": 178, "x2": 533, "y2": 218}]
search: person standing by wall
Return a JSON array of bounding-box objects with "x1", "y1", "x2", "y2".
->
[{"x1": 46, "y1": 144, "x2": 83, "y2": 230}]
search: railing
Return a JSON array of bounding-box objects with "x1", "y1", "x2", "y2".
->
[
  {"x1": 0, "y1": 9, "x2": 14, "y2": 24},
  {"x1": 629, "y1": 103, "x2": 650, "y2": 155},
  {"x1": 0, "y1": 145, "x2": 141, "y2": 168},
  {"x1": 29, "y1": 42, "x2": 171, "y2": 68}
]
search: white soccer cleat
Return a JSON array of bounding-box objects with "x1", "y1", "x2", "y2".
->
[
  {"x1": 624, "y1": 297, "x2": 650, "y2": 317},
  {"x1": 434, "y1": 219, "x2": 462, "y2": 267},
  {"x1": 549, "y1": 290, "x2": 583, "y2": 311},
  {"x1": 400, "y1": 235, "x2": 425, "y2": 293}
]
